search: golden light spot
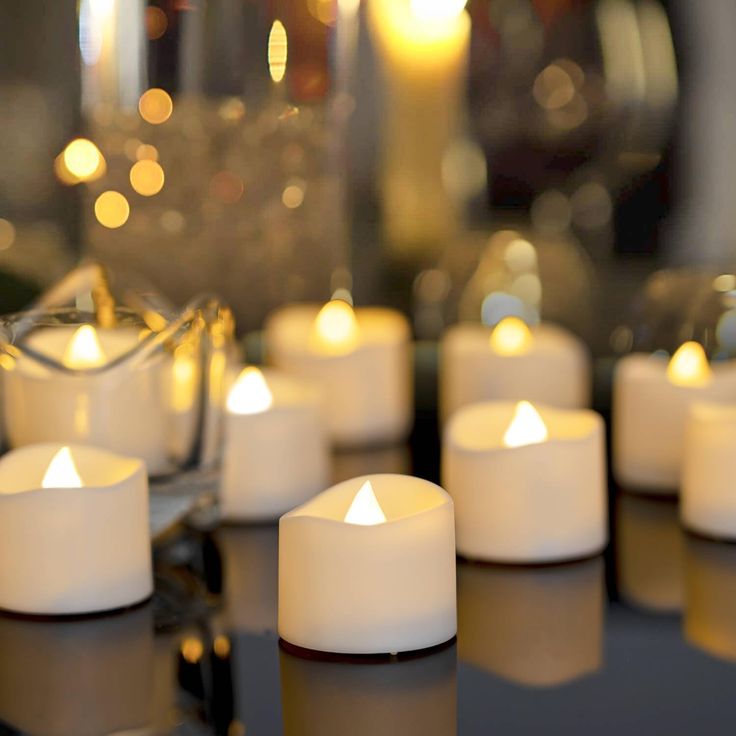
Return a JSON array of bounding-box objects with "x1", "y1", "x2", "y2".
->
[
  {"x1": 214, "y1": 635, "x2": 231, "y2": 658},
  {"x1": 667, "y1": 342, "x2": 712, "y2": 388},
  {"x1": 94, "y1": 191, "x2": 130, "y2": 229},
  {"x1": 138, "y1": 88, "x2": 173, "y2": 125},
  {"x1": 209, "y1": 171, "x2": 244, "y2": 204},
  {"x1": 409, "y1": 0, "x2": 467, "y2": 22},
  {"x1": 130, "y1": 160, "x2": 165, "y2": 196},
  {"x1": 0, "y1": 219, "x2": 16, "y2": 251},
  {"x1": 533, "y1": 64, "x2": 576, "y2": 110},
  {"x1": 268, "y1": 20, "x2": 288, "y2": 83},
  {"x1": 181, "y1": 637, "x2": 204, "y2": 664},
  {"x1": 282, "y1": 182, "x2": 305, "y2": 209},
  {"x1": 490, "y1": 317, "x2": 534, "y2": 356},
  {"x1": 227, "y1": 367, "x2": 273, "y2": 415},
  {"x1": 0, "y1": 354, "x2": 15, "y2": 372},
  {"x1": 503, "y1": 402, "x2": 549, "y2": 448},
  {"x1": 135, "y1": 143, "x2": 159, "y2": 161},
  {"x1": 344, "y1": 480, "x2": 387, "y2": 525},
  {"x1": 311, "y1": 299, "x2": 360, "y2": 355},
  {"x1": 307, "y1": 0, "x2": 337, "y2": 25},
  {"x1": 62, "y1": 138, "x2": 104, "y2": 180},
  {"x1": 713, "y1": 274, "x2": 736, "y2": 293},
  {"x1": 63, "y1": 325, "x2": 107, "y2": 369},
  {"x1": 145, "y1": 6, "x2": 168, "y2": 40},
  {"x1": 42, "y1": 447, "x2": 83, "y2": 489}
]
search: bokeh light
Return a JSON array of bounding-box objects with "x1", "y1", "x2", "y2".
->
[
  {"x1": 94, "y1": 191, "x2": 130, "y2": 229},
  {"x1": 62, "y1": 138, "x2": 103, "y2": 180},
  {"x1": 130, "y1": 160, "x2": 165, "y2": 196},
  {"x1": 138, "y1": 88, "x2": 173, "y2": 125},
  {"x1": 0, "y1": 219, "x2": 16, "y2": 251},
  {"x1": 268, "y1": 20, "x2": 288, "y2": 83},
  {"x1": 282, "y1": 181, "x2": 305, "y2": 209},
  {"x1": 145, "y1": 6, "x2": 168, "y2": 40}
]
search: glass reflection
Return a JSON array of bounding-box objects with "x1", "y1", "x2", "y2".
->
[
  {"x1": 684, "y1": 536, "x2": 736, "y2": 662},
  {"x1": 280, "y1": 643, "x2": 457, "y2": 736},
  {"x1": 331, "y1": 444, "x2": 411, "y2": 484},
  {"x1": 616, "y1": 493, "x2": 684, "y2": 613},
  {"x1": 0, "y1": 604, "x2": 153, "y2": 736},
  {"x1": 457, "y1": 557, "x2": 604, "y2": 687}
]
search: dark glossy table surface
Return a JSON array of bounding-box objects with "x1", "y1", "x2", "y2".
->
[{"x1": 2, "y1": 412, "x2": 736, "y2": 736}]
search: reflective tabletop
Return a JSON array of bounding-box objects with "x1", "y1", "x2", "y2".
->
[{"x1": 2, "y1": 413, "x2": 736, "y2": 735}]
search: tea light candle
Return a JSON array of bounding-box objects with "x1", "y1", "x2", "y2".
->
[
  {"x1": 613, "y1": 342, "x2": 736, "y2": 492},
  {"x1": 3, "y1": 324, "x2": 173, "y2": 475},
  {"x1": 0, "y1": 443, "x2": 152, "y2": 615},
  {"x1": 439, "y1": 318, "x2": 590, "y2": 423},
  {"x1": 278, "y1": 474, "x2": 456, "y2": 654},
  {"x1": 442, "y1": 400, "x2": 607, "y2": 563},
  {"x1": 457, "y1": 558, "x2": 603, "y2": 687},
  {"x1": 682, "y1": 402, "x2": 736, "y2": 539},
  {"x1": 265, "y1": 301, "x2": 413, "y2": 447},
  {"x1": 220, "y1": 367, "x2": 329, "y2": 522}
]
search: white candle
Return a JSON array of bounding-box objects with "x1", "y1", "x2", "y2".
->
[
  {"x1": 440, "y1": 318, "x2": 590, "y2": 424},
  {"x1": 616, "y1": 494, "x2": 683, "y2": 614},
  {"x1": 682, "y1": 402, "x2": 736, "y2": 539},
  {"x1": 684, "y1": 536, "x2": 736, "y2": 662},
  {"x1": 457, "y1": 558, "x2": 603, "y2": 688},
  {"x1": 368, "y1": 0, "x2": 470, "y2": 255},
  {"x1": 220, "y1": 366, "x2": 329, "y2": 522},
  {"x1": 613, "y1": 343, "x2": 736, "y2": 492},
  {"x1": 0, "y1": 443, "x2": 152, "y2": 615},
  {"x1": 443, "y1": 400, "x2": 607, "y2": 563},
  {"x1": 265, "y1": 302, "x2": 413, "y2": 447},
  {"x1": 278, "y1": 474, "x2": 456, "y2": 654},
  {"x1": 0, "y1": 605, "x2": 153, "y2": 736},
  {"x1": 3, "y1": 324, "x2": 175, "y2": 476},
  {"x1": 280, "y1": 641, "x2": 457, "y2": 736}
]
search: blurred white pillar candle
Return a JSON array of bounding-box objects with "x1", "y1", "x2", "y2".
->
[
  {"x1": 0, "y1": 443, "x2": 152, "y2": 615},
  {"x1": 4, "y1": 324, "x2": 171, "y2": 475},
  {"x1": 443, "y1": 401, "x2": 607, "y2": 563},
  {"x1": 220, "y1": 366, "x2": 329, "y2": 522},
  {"x1": 265, "y1": 301, "x2": 413, "y2": 447},
  {"x1": 279, "y1": 474, "x2": 456, "y2": 654},
  {"x1": 613, "y1": 342, "x2": 736, "y2": 492},
  {"x1": 440, "y1": 318, "x2": 590, "y2": 423},
  {"x1": 682, "y1": 402, "x2": 736, "y2": 539}
]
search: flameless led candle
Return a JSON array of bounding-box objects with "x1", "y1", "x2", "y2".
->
[
  {"x1": 457, "y1": 558, "x2": 603, "y2": 687},
  {"x1": 0, "y1": 443, "x2": 152, "y2": 615},
  {"x1": 616, "y1": 494, "x2": 683, "y2": 614},
  {"x1": 3, "y1": 324, "x2": 173, "y2": 475},
  {"x1": 443, "y1": 400, "x2": 607, "y2": 563},
  {"x1": 439, "y1": 318, "x2": 590, "y2": 423},
  {"x1": 613, "y1": 343, "x2": 736, "y2": 492},
  {"x1": 0, "y1": 606, "x2": 154, "y2": 736},
  {"x1": 681, "y1": 402, "x2": 736, "y2": 539},
  {"x1": 220, "y1": 366, "x2": 329, "y2": 521},
  {"x1": 265, "y1": 302, "x2": 413, "y2": 447},
  {"x1": 278, "y1": 474, "x2": 456, "y2": 654},
  {"x1": 280, "y1": 642, "x2": 457, "y2": 736}
]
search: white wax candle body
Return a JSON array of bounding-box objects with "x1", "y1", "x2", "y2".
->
[
  {"x1": 266, "y1": 305, "x2": 413, "y2": 447},
  {"x1": 279, "y1": 474, "x2": 456, "y2": 655},
  {"x1": 440, "y1": 322, "x2": 589, "y2": 423},
  {"x1": 220, "y1": 371, "x2": 329, "y2": 522},
  {"x1": 443, "y1": 402, "x2": 607, "y2": 563},
  {"x1": 0, "y1": 443, "x2": 153, "y2": 615},
  {"x1": 613, "y1": 354, "x2": 736, "y2": 492},
  {"x1": 4, "y1": 327, "x2": 175, "y2": 475},
  {"x1": 682, "y1": 403, "x2": 736, "y2": 539}
]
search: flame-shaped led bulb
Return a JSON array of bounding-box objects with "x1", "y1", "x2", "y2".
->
[
  {"x1": 311, "y1": 299, "x2": 360, "y2": 355},
  {"x1": 503, "y1": 401, "x2": 549, "y2": 448},
  {"x1": 227, "y1": 367, "x2": 274, "y2": 415},
  {"x1": 666, "y1": 341, "x2": 712, "y2": 387},
  {"x1": 344, "y1": 480, "x2": 387, "y2": 526},
  {"x1": 42, "y1": 447, "x2": 83, "y2": 488},
  {"x1": 489, "y1": 316, "x2": 534, "y2": 356}
]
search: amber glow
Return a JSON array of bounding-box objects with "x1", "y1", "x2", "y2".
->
[
  {"x1": 42, "y1": 447, "x2": 83, "y2": 489},
  {"x1": 310, "y1": 299, "x2": 360, "y2": 355},
  {"x1": 344, "y1": 480, "x2": 387, "y2": 526},
  {"x1": 138, "y1": 88, "x2": 173, "y2": 124},
  {"x1": 130, "y1": 160, "x2": 165, "y2": 196},
  {"x1": 63, "y1": 325, "x2": 107, "y2": 369},
  {"x1": 94, "y1": 191, "x2": 130, "y2": 229},
  {"x1": 490, "y1": 317, "x2": 534, "y2": 356},
  {"x1": 410, "y1": 0, "x2": 467, "y2": 23},
  {"x1": 62, "y1": 138, "x2": 103, "y2": 180},
  {"x1": 181, "y1": 637, "x2": 204, "y2": 664},
  {"x1": 268, "y1": 20, "x2": 288, "y2": 83},
  {"x1": 667, "y1": 342, "x2": 712, "y2": 387},
  {"x1": 227, "y1": 367, "x2": 273, "y2": 415},
  {"x1": 171, "y1": 347, "x2": 198, "y2": 413},
  {"x1": 503, "y1": 401, "x2": 549, "y2": 448}
]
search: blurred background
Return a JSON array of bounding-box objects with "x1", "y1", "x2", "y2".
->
[{"x1": 2, "y1": 0, "x2": 734, "y2": 364}]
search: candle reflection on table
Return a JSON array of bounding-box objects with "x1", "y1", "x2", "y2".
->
[
  {"x1": 684, "y1": 535, "x2": 736, "y2": 662},
  {"x1": 616, "y1": 493, "x2": 684, "y2": 613},
  {"x1": 0, "y1": 604, "x2": 154, "y2": 736},
  {"x1": 280, "y1": 642, "x2": 456, "y2": 736},
  {"x1": 457, "y1": 558, "x2": 604, "y2": 688}
]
